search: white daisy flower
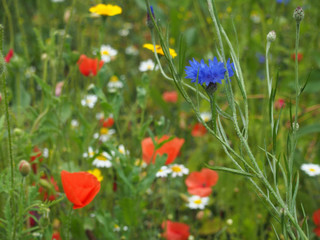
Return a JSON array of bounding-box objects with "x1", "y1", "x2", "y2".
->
[
  {"x1": 71, "y1": 119, "x2": 79, "y2": 128},
  {"x1": 107, "y1": 76, "x2": 123, "y2": 92},
  {"x1": 170, "y1": 164, "x2": 189, "y2": 178},
  {"x1": 123, "y1": 226, "x2": 128, "y2": 231},
  {"x1": 43, "y1": 148, "x2": 49, "y2": 158},
  {"x1": 92, "y1": 151, "x2": 113, "y2": 168},
  {"x1": 301, "y1": 163, "x2": 320, "y2": 176},
  {"x1": 200, "y1": 112, "x2": 212, "y2": 122},
  {"x1": 83, "y1": 147, "x2": 95, "y2": 158},
  {"x1": 125, "y1": 45, "x2": 139, "y2": 56},
  {"x1": 139, "y1": 59, "x2": 157, "y2": 72},
  {"x1": 113, "y1": 224, "x2": 121, "y2": 232},
  {"x1": 156, "y1": 166, "x2": 172, "y2": 178},
  {"x1": 94, "y1": 128, "x2": 116, "y2": 142},
  {"x1": 226, "y1": 219, "x2": 233, "y2": 225},
  {"x1": 187, "y1": 195, "x2": 209, "y2": 210},
  {"x1": 96, "y1": 112, "x2": 104, "y2": 120},
  {"x1": 118, "y1": 144, "x2": 129, "y2": 155},
  {"x1": 100, "y1": 45, "x2": 118, "y2": 63},
  {"x1": 81, "y1": 95, "x2": 98, "y2": 109},
  {"x1": 118, "y1": 29, "x2": 129, "y2": 37}
]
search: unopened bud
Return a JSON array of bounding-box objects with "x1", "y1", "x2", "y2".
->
[
  {"x1": 267, "y1": 31, "x2": 276, "y2": 42},
  {"x1": 18, "y1": 160, "x2": 31, "y2": 177},
  {"x1": 146, "y1": 6, "x2": 155, "y2": 29},
  {"x1": 293, "y1": 7, "x2": 304, "y2": 22}
]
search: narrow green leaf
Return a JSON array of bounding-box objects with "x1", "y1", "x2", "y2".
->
[{"x1": 205, "y1": 165, "x2": 253, "y2": 177}]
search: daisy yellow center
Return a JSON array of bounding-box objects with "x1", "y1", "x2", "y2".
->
[
  {"x1": 102, "y1": 50, "x2": 109, "y2": 56},
  {"x1": 119, "y1": 148, "x2": 125, "y2": 154},
  {"x1": 114, "y1": 224, "x2": 120, "y2": 229},
  {"x1": 97, "y1": 155, "x2": 107, "y2": 161},
  {"x1": 86, "y1": 99, "x2": 93, "y2": 104},
  {"x1": 193, "y1": 199, "x2": 202, "y2": 204},
  {"x1": 147, "y1": 65, "x2": 152, "y2": 70},
  {"x1": 171, "y1": 166, "x2": 182, "y2": 172},
  {"x1": 204, "y1": 116, "x2": 210, "y2": 122},
  {"x1": 89, "y1": 151, "x2": 95, "y2": 156},
  {"x1": 110, "y1": 76, "x2": 119, "y2": 82},
  {"x1": 100, "y1": 128, "x2": 109, "y2": 135},
  {"x1": 309, "y1": 168, "x2": 315, "y2": 172}
]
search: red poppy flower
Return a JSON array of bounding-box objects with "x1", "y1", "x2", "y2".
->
[
  {"x1": 162, "y1": 91, "x2": 178, "y2": 103},
  {"x1": 291, "y1": 53, "x2": 303, "y2": 62},
  {"x1": 5, "y1": 49, "x2": 14, "y2": 63},
  {"x1": 162, "y1": 220, "x2": 190, "y2": 240},
  {"x1": 29, "y1": 146, "x2": 43, "y2": 174},
  {"x1": 100, "y1": 117, "x2": 114, "y2": 128},
  {"x1": 274, "y1": 98, "x2": 285, "y2": 110},
  {"x1": 77, "y1": 54, "x2": 104, "y2": 77},
  {"x1": 61, "y1": 170, "x2": 101, "y2": 209},
  {"x1": 142, "y1": 135, "x2": 185, "y2": 165},
  {"x1": 313, "y1": 209, "x2": 320, "y2": 236},
  {"x1": 191, "y1": 123, "x2": 207, "y2": 137},
  {"x1": 52, "y1": 232, "x2": 62, "y2": 240},
  {"x1": 185, "y1": 168, "x2": 218, "y2": 197},
  {"x1": 39, "y1": 175, "x2": 60, "y2": 201}
]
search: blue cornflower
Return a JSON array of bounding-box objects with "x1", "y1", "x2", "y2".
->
[
  {"x1": 185, "y1": 57, "x2": 234, "y2": 86},
  {"x1": 276, "y1": 0, "x2": 289, "y2": 4}
]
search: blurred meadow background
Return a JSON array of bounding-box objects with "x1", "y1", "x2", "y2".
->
[{"x1": 0, "y1": 0, "x2": 320, "y2": 239}]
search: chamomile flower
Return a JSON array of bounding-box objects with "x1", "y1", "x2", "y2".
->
[
  {"x1": 81, "y1": 95, "x2": 98, "y2": 108},
  {"x1": 71, "y1": 119, "x2": 79, "y2": 128},
  {"x1": 139, "y1": 59, "x2": 157, "y2": 72},
  {"x1": 93, "y1": 128, "x2": 115, "y2": 143},
  {"x1": 87, "y1": 168, "x2": 103, "y2": 182},
  {"x1": 113, "y1": 224, "x2": 121, "y2": 232},
  {"x1": 156, "y1": 166, "x2": 172, "y2": 178},
  {"x1": 43, "y1": 148, "x2": 49, "y2": 158},
  {"x1": 100, "y1": 45, "x2": 118, "y2": 63},
  {"x1": 96, "y1": 112, "x2": 105, "y2": 120},
  {"x1": 92, "y1": 152, "x2": 113, "y2": 168},
  {"x1": 118, "y1": 144, "x2": 129, "y2": 155},
  {"x1": 187, "y1": 195, "x2": 209, "y2": 209},
  {"x1": 125, "y1": 45, "x2": 139, "y2": 56},
  {"x1": 107, "y1": 76, "x2": 123, "y2": 92},
  {"x1": 170, "y1": 164, "x2": 189, "y2": 177},
  {"x1": 200, "y1": 112, "x2": 212, "y2": 122},
  {"x1": 83, "y1": 147, "x2": 95, "y2": 158},
  {"x1": 301, "y1": 163, "x2": 320, "y2": 176}
]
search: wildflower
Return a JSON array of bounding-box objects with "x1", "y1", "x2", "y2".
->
[
  {"x1": 18, "y1": 160, "x2": 31, "y2": 177},
  {"x1": 55, "y1": 81, "x2": 64, "y2": 97},
  {"x1": 60, "y1": 170, "x2": 101, "y2": 209},
  {"x1": 267, "y1": 31, "x2": 276, "y2": 42},
  {"x1": 191, "y1": 123, "x2": 207, "y2": 137},
  {"x1": 4, "y1": 49, "x2": 14, "y2": 63},
  {"x1": 30, "y1": 146, "x2": 43, "y2": 174},
  {"x1": 185, "y1": 168, "x2": 218, "y2": 197},
  {"x1": 147, "y1": 5, "x2": 155, "y2": 29},
  {"x1": 125, "y1": 45, "x2": 139, "y2": 56},
  {"x1": 118, "y1": 23, "x2": 132, "y2": 37},
  {"x1": 89, "y1": 4, "x2": 122, "y2": 16},
  {"x1": 39, "y1": 175, "x2": 60, "y2": 201},
  {"x1": 83, "y1": 147, "x2": 95, "y2": 158},
  {"x1": 313, "y1": 209, "x2": 320, "y2": 236},
  {"x1": 170, "y1": 164, "x2": 189, "y2": 177},
  {"x1": 143, "y1": 43, "x2": 177, "y2": 58},
  {"x1": 100, "y1": 45, "x2": 118, "y2": 63},
  {"x1": 113, "y1": 224, "x2": 121, "y2": 232},
  {"x1": 162, "y1": 91, "x2": 178, "y2": 103},
  {"x1": 156, "y1": 166, "x2": 172, "y2": 178},
  {"x1": 51, "y1": 232, "x2": 62, "y2": 240},
  {"x1": 300, "y1": 163, "x2": 320, "y2": 176},
  {"x1": 43, "y1": 148, "x2": 49, "y2": 158},
  {"x1": 276, "y1": 0, "x2": 289, "y2": 4},
  {"x1": 118, "y1": 144, "x2": 129, "y2": 155},
  {"x1": 71, "y1": 119, "x2": 79, "y2": 128},
  {"x1": 142, "y1": 135, "x2": 185, "y2": 165},
  {"x1": 275, "y1": 98, "x2": 285, "y2": 110},
  {"x1": 77, "y1": 54, "x2": 103, "y2": 77},
  {"x1": 291, "y1": 52, "x2": 303, "y2": 62},
  {"x1": 162, "y1": 220, "x2": 190, "y2": 240},
  {"x1": 185, "y1": 57, "x2": 234, "y2": 86},
  {"x1": 139, "y1": 59, "x2": 157, "y2": 72},
  {"x1": 92, "y1": 151, "x2": 113, "y2": 168},
  {"x1": 256, "y1": 53, "x2": 265, "y2": 63},
  {"x1": 200, "y1": 112, "x2": 212, "y2": 122},
  {"x1": 81, "y1": 95, "x2": 98, "y2": 108},
  {"x1": 187, "y1": 195, "x2": 209, "y2": 209},
  {"x1": 107, "y1": 76, "x2": 123, "y2": 92},
  {"x1": 293, "y1": 6, "x2": 304, "y2": 22},
  {"x1": 100, "y1": 115, "x2": 115, "y2": 128},
  {"x1": 87, "y1": 168, "x2": 103, "y2": 182},
  {"x1": 93, "y1": 127, "x2": 115, "y2": 142}
]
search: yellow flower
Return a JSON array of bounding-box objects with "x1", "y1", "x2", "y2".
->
[
  {"x1": 88, "y1": 168, "x2": 103, "y2": 182},
  {"x1": 143, "y1": 43, "x2": 177, "y2": 58},
  {"x1": 89, "y1": 4, "x2": 122, "y2": 16}
]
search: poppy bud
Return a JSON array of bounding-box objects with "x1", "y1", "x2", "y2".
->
[
  {"x1": 267, "y1": 31, "x2": 276, "y2": 42},
  {"x1": 293, "y1": 7, "x2": 304, "y2": 22},
  {"x1": 18, "y1": 160, "x2": 31, "y2": 177}
]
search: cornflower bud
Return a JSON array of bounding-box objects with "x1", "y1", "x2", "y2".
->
[
  {"x1": 293, "y1": 7, "x2": 304, "y2": 22},
  {"x1": 267, "y1": 31, "x2": 276, "y2": 42},
  {"x1": 147, "y1": 6, "x2": 155, "y2": 29},
  {"x1": 18, "y1": 160, "x2": 31, "y2": 177}
]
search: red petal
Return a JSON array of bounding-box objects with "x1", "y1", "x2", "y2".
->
[{"x1": 313, "y1": 209, "x2": 320, "y2": 226}]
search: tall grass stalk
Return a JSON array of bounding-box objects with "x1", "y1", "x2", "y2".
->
[{"x1": 145, "y1": 0, "x2": 308, "y2": 238}]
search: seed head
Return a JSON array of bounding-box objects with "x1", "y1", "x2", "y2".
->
[
  {"x1": 267, "y1": 31, "x2": 276, "y2": 42},
  {"x1": 293, "y1": 7, "x2": 304, "y2": 22},
  {"x1": 18, "y1": 160, "x2": 31, "y2": 177}
]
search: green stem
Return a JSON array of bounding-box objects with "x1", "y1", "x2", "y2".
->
[{"x1": 1, "y1": 0, "x2": 14, "y2": 48}]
